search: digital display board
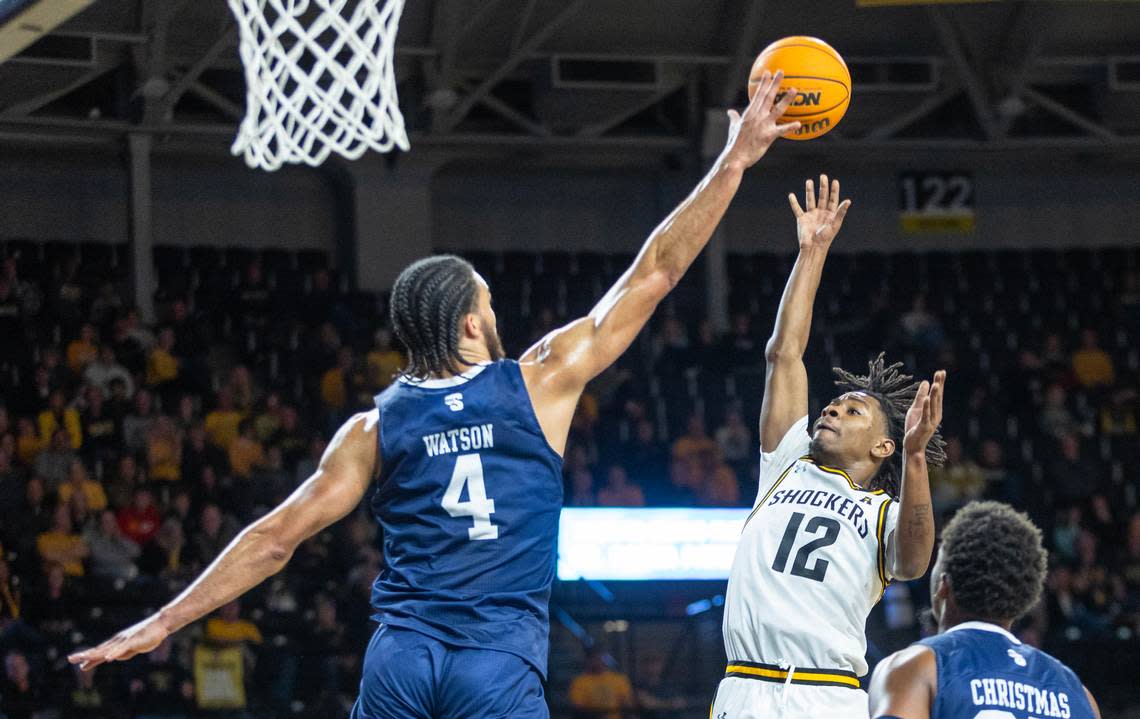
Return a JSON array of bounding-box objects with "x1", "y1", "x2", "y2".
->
[{"x1": 557, "y1": 507, "x2": 750, "y2": 581}]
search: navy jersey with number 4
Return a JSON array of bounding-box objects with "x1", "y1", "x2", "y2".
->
[
  {"x1": 369, "y1": 360, "x2": 563, "y2": 677},
  {"x1": 918, "y1": 622, "x2": 1094, "y2": 719}
]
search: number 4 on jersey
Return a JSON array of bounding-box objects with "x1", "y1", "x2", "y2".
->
[{"x1": 442, "y1": 453, "x2": 498, "y2": 540}]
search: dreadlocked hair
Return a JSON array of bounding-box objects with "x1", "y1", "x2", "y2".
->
[
  {"x1": 831, "y1": 352, "x2": 948, "y2": 497},
  {"x1": 390, "y1": 255, "x2": 481, "y2": 381}
]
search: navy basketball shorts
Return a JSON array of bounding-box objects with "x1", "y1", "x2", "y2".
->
[{"x1": 350, "y1": 624, "x2": 548, "y2": 719}]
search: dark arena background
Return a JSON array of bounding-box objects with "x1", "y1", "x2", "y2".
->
[{"x1": 2, "y1": 0, "x2": 1140, "y2": 717}]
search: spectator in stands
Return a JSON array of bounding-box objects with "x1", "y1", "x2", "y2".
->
[
  {"x1": 930, "y1": 437, "x2": 985, "y2": 517},
  {"x1": 0, "y1": 276, "x2": 23, "y2": 364},
  {"x1": 978, "y1": 439, "x2": 1021, "y2": 505},
  {"x1": 58, "y1": 458, "x2": 107, "y2": 512},
  {"x1": 228, "y1": 419, "x2": 265, "y2": 480},
  {"x1": 1040, "y1": 384, "x2": 1082, "y2": 439},
  {"x1": 1117, "y1": 513, "x2": 1140, "y2": 630},
  {"x1": 1053, "y1": 506, "x2": 1082, "y2": 564},
  {"x1": 275, "y1": 406, "x2": 308, "y2": 467},
  {"x1": 714, "y1": 406, "x2": 752, "y2": 479},
  {"x1": 320, "y1": 346, "x2": 353, "y2": 420},
  {"x1": 15, "y1": 417, "x2": 40, "y2": 467},
  {"x1": 204, "y1": 388, "x2": 243, "y2": 450},
  {"x1": 80, "y1": 386, "x2": 119, "y2": 465},
  {"x1": 1099, "y1": 388, "x2": 1137, "y2": 436},
  {"x1": 897, "y1": 294, "x2": 945, "y2": 363},
  {"x1": 1046, "y1": 433, "x2": 1100, "y2": 508},
  {"x1": 146, "y1": 415, "x2": 183, "y2": 484},
  {"x1": 193, "y1": 503, "x2": 238, "y2": 566},
  {"x1": 226, "y1": 365, "x2": 258, "y2": 414},
  {"x1": 38, "y1": 388, "x2": 82, "y2": 450},
  {"x1": 563, "y1": 445, "x2": 596, "y2": 507},
  {"x1": 123, "y1": 388, "x2": 157, "y2": 453},
  {"x1": 671, "y1": 412, "x2": 716, "y2": 494},
  {"x1": 301, "y1": 593, "x2": 351, "y2": 706},
  {"x1": 139, "y1": 517, "x2": 196, "y2": 584},
  {"x1": 117, "y1": 487, "x2": 161, "y2": 547},
  {"x1": 252, "y1": 392, "x2": 283, "y2": 444},
  {"x1": 622, "y1": 419, "x2": 668, "y2": 495},
  {"x1": 366, "y1": 328, "x2": 404, "y2": 390},
  {"x1": 2, "y1": 649, "x2": 49, "y2": 719},
  {"x1": 83, "y1": 345, "x2": 134, "y2": 398},
  {"x1": 65, "y1": 659, "x2": 108, "y2": 717},
  {"x1": 37, "y1": 505, "x2": 89, "y2": 577},
  {"x1": 34, "y1": 428, "x2": 77, "y2": 494},
  {"x1": 180, "y1": 422, "x2": 223, "y2": 487},
  {"x1": 123, "y1": 638, "x2": 194, "y2": 719},
  {"x1": 174, "y1": 394, "x2": 197, "y2": 434},
  {"x1": 690, "y1": 318, "x2": 723, "y2": 377},
  {"x1": 723, "y1": 312, "x2": 761, "y2": 370},
  {"x1": 0, "y1": 558, "x2": 21, "y2": 629},
  {"x1": 205, "y1": 599, "x2": 262, "y2": 653},
  {"x1": 0, "y1": 446, "x2": 24, "y2": 525},
  {"x1": 694, "y1": 446, "x2": 738, "y2": 506},
  {"x1": 12, "y1": 477, "x2": 51, "y2": 549},
  {"x1": 66, "y1": 323, "x2": 99, "y2": 375},
  {"x1": 147, "y1": 326, "x2": 181, "y2": 403},
  {"x1": 1071, "y1": 328, "x2": 1115, "y2": 389},
  {"x1": 652, "y1": 316, "x2": 691, "y2": 385},
  {"x1": 105, "y1": 377, "x2": 132, "y2": 426},
  {"x1": 568, "y1": 647, "x2": 633, "y2": 719},
  {"x1": 105, "y1": 453, "x2": 143, "y2": 509},
  {"x1": 597, "y1": 465, "x2": 645, "y2": 507},
  {"x1": 84, "y1": 509, "x2": 140, "y2": 581}
]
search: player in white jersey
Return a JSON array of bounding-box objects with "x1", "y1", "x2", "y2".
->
[{"x1": 710, "y1": 176, "x2": 949, "y2": 719}]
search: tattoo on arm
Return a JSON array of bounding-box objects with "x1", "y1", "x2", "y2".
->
[{"x1": 907, "y1": 504, "x2": 930, "y2": 540}]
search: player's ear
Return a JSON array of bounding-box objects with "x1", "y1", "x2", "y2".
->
[
  {"x1": 871, "y1": 436, "x2": 895, "y2": 461},
  {"x1": 462, "y1": 312, "x2": 481, "y2": 339}
]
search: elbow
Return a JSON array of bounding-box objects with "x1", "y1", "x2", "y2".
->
[
  {"x1": 764, "y1": 338, "x2": 798, "y2": 364},
  {"x1": 891, "y1": 553, "x2": 933, "y2": 582}
]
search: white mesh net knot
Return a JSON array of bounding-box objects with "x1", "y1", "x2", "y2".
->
[{"x1": 228, "y1": 0, "x2": 409, "y2": 171}]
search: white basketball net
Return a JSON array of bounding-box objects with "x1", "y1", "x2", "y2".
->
[{"x1": 227, "y1": 0, "x2": 410, "y2": 171}]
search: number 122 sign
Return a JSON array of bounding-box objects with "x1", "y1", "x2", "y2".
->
[{"x1": 898, "y1": 171, "x2": 975, "y2": 234}]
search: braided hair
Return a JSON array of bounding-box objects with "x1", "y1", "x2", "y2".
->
[
  {"x1": 390, "y1": 255, "x2": 481, "y2": 381},
  {"x1": 831, "y1": 353, "x2": 947, "y2": 497}
]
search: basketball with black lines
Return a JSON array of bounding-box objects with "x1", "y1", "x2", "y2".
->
[{"x1": 748, "y1": 36, "x2": 851, "y2": 141}]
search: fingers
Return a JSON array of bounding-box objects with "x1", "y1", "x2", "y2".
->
[
  {"x1": 772, "y1": 83, "x2": 797, "y2": 117},
  {"x1": 931, "y1": 369, "x2": 946, "y2": 422},
  {"x1": 804, "y1": 179, "x2": 815, "y2": 211},
  {"x1": 775, "y1": 121, "x2": 801, "y2": 136},
  {"x1": 788, "y1": 193, "x2": 804, "y2": 218},
  {"x1": 817, "y1": 174, "x2": 830, "y2": 209},
  {"x1": 726, "y1": 108, "x2": 740, "y2": 124},
  {"x1": 834, "y1": 199, "x2": 852, "y2": 225},
  {"x1": 759, "y1": 70, "x2": 785, "y2": 110},
  {"x1": 912, "y1": 380, "x2": 930, "y2": 409},
  {"x1": 830, "y1": 178, "x2": 840, "y2": 210}
]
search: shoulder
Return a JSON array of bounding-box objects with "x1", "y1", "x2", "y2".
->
[{"x1": 872, "y1": 644, "x2": 937, "y2": 690}]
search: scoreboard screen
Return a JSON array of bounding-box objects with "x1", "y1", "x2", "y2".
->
[{"x1": 557, "y1": 507, "x2": 749, "y2": 581}]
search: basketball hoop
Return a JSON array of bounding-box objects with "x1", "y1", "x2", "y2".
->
[{"x1": 227, "y1": 0, "x2": 410, "y2": 171}]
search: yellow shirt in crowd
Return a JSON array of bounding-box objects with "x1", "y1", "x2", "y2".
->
[{"x1": 569, "y1": 670, "x2": 633, "y2": 719}]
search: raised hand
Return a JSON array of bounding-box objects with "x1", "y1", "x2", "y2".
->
[
  {"x1": 68, "y1": 612, "x2": 170, "y2": 671},
  {"x1": 722, "y1": 70, "x2": 801, "y2": 170},
  {"x1": 788, "y1": 175, "x2": 852, "y2": 251},
  {"x1": 904, "y1": 370, "x2": 946, "y2": 457}
]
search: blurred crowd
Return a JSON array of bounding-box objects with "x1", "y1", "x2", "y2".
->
[{"x1": 0, "y1": 243, "x2": 1138, "y2": 718}]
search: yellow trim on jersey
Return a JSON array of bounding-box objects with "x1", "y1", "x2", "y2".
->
[
  {"x1": 800, "y1": 456, "x2": 886, "y2": 495},
  {"x1": 743, "y1": 458, "x2": 798, "y2": 530},
  {"x1": 875, "y1": 497, "x2": 893, "y2": 597},
  {"x1": 724, "y1": 664, "x2": 862, "y2": 689}
]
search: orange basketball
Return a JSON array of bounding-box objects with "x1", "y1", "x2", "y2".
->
[{"x1": 748, "y1": 36, "x2": 851, "y2": 141}]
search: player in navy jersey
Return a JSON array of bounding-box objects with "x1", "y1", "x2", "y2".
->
[
  {"x1": 69, "y1": 71, "x2": 803, "y2": 718},
  {"x1": 868, "y1": 501, "x2": 1100, "y2": 719}
]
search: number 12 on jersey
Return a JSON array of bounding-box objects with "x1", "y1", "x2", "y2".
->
[
  {"x1": 771, "y1": 511, "x2": 840, "y2": 582},
  {"x1": 442, "y1": 453, "x2": 498, "y2": 540}
]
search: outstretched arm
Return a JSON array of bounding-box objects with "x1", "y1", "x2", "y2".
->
[
  {"x1": 868, "y1": 645, "x2": 936, "y2": 719},
  {"x1": 69, "y1": 411, "x2": 379, "y2": 670},
  {"x1": 520, "y1": 72, "x2": 799, "y2": 453},
  {"x1": 888, "y1": 371, "x2": 945, "y2": 580},
  {"x1": 759, "y1": 177, "x2": 851, "y2": 451}
]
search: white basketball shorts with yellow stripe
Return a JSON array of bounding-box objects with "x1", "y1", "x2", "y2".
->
[{"x1": 709, "y1": 661, "x2": 868, "y2": 719}]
